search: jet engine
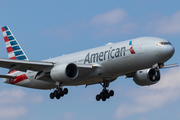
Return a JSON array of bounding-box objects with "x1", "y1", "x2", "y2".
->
[
  {"x1": 50, "y1": 63, "x2": 79, "y2": 82},
  {"x1": 133, "y1": 68, "x2": 160, "y2": 86}
]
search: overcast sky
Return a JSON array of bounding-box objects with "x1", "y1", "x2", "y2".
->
[{"x1": 0, "y1": 0, "x2": 180, "y2": 120}]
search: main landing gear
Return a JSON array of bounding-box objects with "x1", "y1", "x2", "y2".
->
[
  {"x1": 96, "y1": 80, "x2": 114, "y2": 101},
  {"x1": 50, "y1": 88, "x2": 68, "y2": 100},
  {"x1": 96, "y1": 89, "x2": 114, "y2": 101}
]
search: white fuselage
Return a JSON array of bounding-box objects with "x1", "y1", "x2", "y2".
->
[{"x1": 3, "y1": 37, "x2": 175, "y2": 90}]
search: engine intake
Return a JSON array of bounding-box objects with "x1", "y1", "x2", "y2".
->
[
  {"x1": 50, "y1": 63, "x2": 79, "y2": 82},
  {"x1": 133, "y1": 68, "x2": 160, "y2": 86}
]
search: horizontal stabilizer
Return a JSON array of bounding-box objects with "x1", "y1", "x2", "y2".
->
[{"x1": 0, "y1": 74, "x2": 16, "y2": 79}]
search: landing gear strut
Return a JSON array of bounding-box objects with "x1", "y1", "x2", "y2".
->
[
  {"x1": 96, "y1": 80, "x2": 114, "y2": 101},
  {"x1": 50, "y1": 83, "x2": 68, "y2": 100}
]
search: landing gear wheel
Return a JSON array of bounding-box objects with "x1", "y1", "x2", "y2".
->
[
  {"x1": 56, "y1": 94, "x2": 61, "y2": 99},
  {"x1": 102, "y1": 97, "x2": 106, "y2": 101},
  {"x1": 106, "y1": 93, "x2": 110, "y2": 99},
  {"x1": 103, "y1": 90, "x2": 108, "y2": 98},
  {"x1": 109, "y1": 90, "x2": 114, "y2": 97},
  {"x1": 63, "y1": 88, "x2": 68, "y2": 94},
  {"x1": 104, "y1": 90, "x2": 108, "y2": 95},
  {"x1": 54, "y1": 90, "x2": 58, "y2": 97},
  {"x1": 49, "y1": 86, "x2": 69, "y2": 100},
  {"x1": 96, "y1": 95, "x2": 101, "y2": 101},
  {"x1": 58, "y1": 88, "x2": 62, "y2": 94},
  {"x1": 50, "y1": 93, "x2": 54, "y2": 99},
  {"x1": 95, "y1": 80, "x2": 115, "y2": 101},
  {"x1": 60, "y1": 91, "x2": 64, "y2": 97},
  {"x1": 100, "y1": 92, "x2": 104, "y2": 98}
]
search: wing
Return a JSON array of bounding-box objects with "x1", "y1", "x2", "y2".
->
[
  {"x1": 0, "y1": 58, "x2": 54, "y2": 72},
  {"x1": 160, "y1": 63, "x2": 179, "y2": 69},
  {"x1": 0, "y1": 57, "x2": 96, "y2": 78},
  {"x1": 0, "y1": 74, "x2": 16, "y2": 79},
  {"x1": 125, "y1": 63, "x2": 179, "y2": 78}
]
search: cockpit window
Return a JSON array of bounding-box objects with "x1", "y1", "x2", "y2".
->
[{"x1": 157, "y1": 42, "x2": 172, "y2": 46}]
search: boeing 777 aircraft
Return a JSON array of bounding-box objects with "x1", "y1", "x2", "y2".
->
[{"x1": 0, "y1": 26, "x2": 177, "y2": 101}]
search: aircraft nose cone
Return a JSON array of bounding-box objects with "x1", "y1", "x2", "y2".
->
[{"x1": 166, "y1": 45, "x2": 175, "y2": 57}]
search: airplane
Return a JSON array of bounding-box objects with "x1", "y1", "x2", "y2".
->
[{"x1": 0, "y1": 26, "x2": 177, "y2": 101}]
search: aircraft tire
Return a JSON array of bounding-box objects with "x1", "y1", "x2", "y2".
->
[
  {"x1": 102, "y1": 97, "x2": 106, "y2": 101},
  {"x1": 58, "y1": 88, "x2": 62, "y2": 94},
  {"x1": 100, "y1": 92, "x2": 104, "y2": 98},
  {"x1": 106, "y1": 93, "x2": 110, "y2": 99},
  {"x1": 96, "y1": 95, "x2": 101, "y2": 101},
  {"x1": 109, "y1": 90, "x2": 114, "y2": 97},
  {"x1": 50, "y1": 93, "x2": 54, "y2": 99},
  {"x1": 103, "y1": 90, "x2": 108, "y2": 98},
  {"x1": 56, "y1": 94, "x2": 61, "y2": 99},
  {"x1": 60, "y1": 91, "x2": 64, "y2": 97},
  {"x1": 63, "y1": 88, "x2": 68, "y2": 94},
  {"x1": 104, "y1": 90, "x2": 108, "y2": 94},
  {"x1": 54, "y1": 90, "x2": 58, "y2": 97}
]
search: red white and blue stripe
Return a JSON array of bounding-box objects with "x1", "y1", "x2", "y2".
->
[{"x1": 1, "y1": 26, "x2": 28, "y2": 60}]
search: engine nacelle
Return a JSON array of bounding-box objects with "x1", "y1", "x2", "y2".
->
[
  {"x1": 133, "y1": 68, "x2": 160, "y2": 86},
  {"x1": 50, "y1": 63, "x2": 79, "y2": 82}
]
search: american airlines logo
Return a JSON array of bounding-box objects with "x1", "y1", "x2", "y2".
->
[
  {"x1": 130, "y1": 46, "x2": 135, "y2": 54},
  {"x1": 84, "y1": 47, "x2": 126, "y2": 64}
]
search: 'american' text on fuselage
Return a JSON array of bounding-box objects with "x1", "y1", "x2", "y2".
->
[{"x1": 84, "y1": 47, "x2": 126, "y2": 64}]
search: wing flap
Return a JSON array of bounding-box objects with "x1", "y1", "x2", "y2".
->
[{"x1": 0, "y1": 58, "x2": 54, "y2": 72}]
